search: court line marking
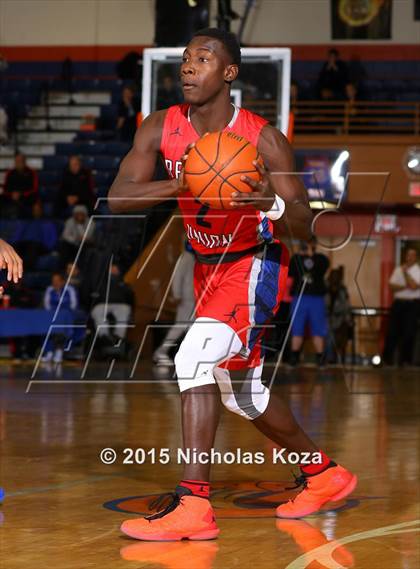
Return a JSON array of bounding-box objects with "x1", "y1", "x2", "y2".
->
[
  {"x1": 285, "y1": 519, "x2": 420, "y2": 569},
  {"x1": 69, "y1": 527, "x2": 119, "y2": 547}
]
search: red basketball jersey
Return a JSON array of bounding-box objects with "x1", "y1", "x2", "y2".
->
[{"x1": 160, "y1": 104, "x2": 273, "y2": 258}]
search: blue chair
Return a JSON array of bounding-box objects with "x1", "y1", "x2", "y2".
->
[
  {"x1": 35, "y1": 253, "x2": 61, "y2": 271},
  {"x1": 43, "y1": 156, "x2": 69, "y2": 169}
]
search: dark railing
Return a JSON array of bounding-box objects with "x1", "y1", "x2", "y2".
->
[
  {"x1": 294, "y1": 100, "x2": 420, "y2": 135},
  {"x1": 246, "y1": 99, "x2": 420, "y2": 135}
]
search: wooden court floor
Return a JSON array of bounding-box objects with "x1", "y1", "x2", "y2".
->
[{"x1": 0, "y1": 361, "x2": 419, "y2": 568}]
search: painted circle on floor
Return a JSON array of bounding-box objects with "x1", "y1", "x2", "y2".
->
[{"x1": 104, "y1": 480, "x2": 369, "y2": 519}]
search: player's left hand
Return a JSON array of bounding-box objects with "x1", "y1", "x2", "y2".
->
[{"x1": 229, "y1": 161, "x2": 276, "y2": 211}]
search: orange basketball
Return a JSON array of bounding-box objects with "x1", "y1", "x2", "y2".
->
[{"x1": 184, "y1": 131, "x2": 262, "y2": 210}]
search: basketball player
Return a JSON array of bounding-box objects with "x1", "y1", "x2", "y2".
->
[{"x1": 109, "y1": 28, "x2": 357, "y2": 540}]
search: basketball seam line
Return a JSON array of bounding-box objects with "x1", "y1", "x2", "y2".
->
[
  {"x1": 195, "y1": 139, "x2": 253, "y2": 205},
  {"x1": 184, "y1": 132, "x2": 223, "y2": 177},
  {"x1": 199, "y1": 167, "x2": 257, "y2": 203}
]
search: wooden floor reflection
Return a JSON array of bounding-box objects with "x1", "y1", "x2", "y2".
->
[{"x1": 0, "y1": 361, "x2": 419, "y2": 568}]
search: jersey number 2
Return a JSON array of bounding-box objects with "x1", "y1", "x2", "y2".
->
[{"x1": 195, "y1": 200, "x2": 212, "y2": 228}]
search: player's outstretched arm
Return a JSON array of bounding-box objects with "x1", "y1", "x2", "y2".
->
[
  {"x1": 258, "y1": 125, "x2": 313, "y2": 241},
  {"x1": 108, "y1": 111, "x2": 184, "y2": 213}
]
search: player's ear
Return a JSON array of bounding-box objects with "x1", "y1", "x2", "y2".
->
[{"x1": 224, "y1": 64, "x2": 239, "y2": 84}]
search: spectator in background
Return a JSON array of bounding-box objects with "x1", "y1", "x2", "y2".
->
[
  {"x1": 61, "y1": 57, "x2": 74, "y2": 95},
  {"x1": 348, "y1": 54, "x2": 367, "y2": 97},
  {"x1": 153, "y1": 242, "x2": 195, "y2": 365},
  {"x1": 157, "y1": 75, "x2": 183, "y2": 110},
  {"x1": 116, "y1": 51, "x2": 141, "y2": 82},
  {"x1": 55, "y1": 155, "x2": 95, "y2": 218},
  {"x1": 91, "y1": 263, "x2": 134, "y2": 344},
  {"x1": 65, "y1": 262, "x2": 89, "y2": 310},
  {"x1": 116, "y1": 86, "x2": 141, "y2": 142},
  {"x1": 2, "y1": 153, "x2": 39, "y2": 219},
  {"x1": 0, "y1": 106, "x2": 8, "y2": 144},
  {"x1": 65, "y1": 262, "x2": 81, "y2": 290},
  {"x1": 383, "y1": 248, "x2": 420, "y2": 366},
  {"x1": 13, "y1": 202, "x2": 58, "y2": 270},
  {"x1": 42, "y1": 271, "x2": 78, "y2": 363},
  {"x1": 326, "y1": 267, "x2": 353, "y2": 364},
  {"x1": 317, "y1": 49, "x2": 348, "y2": 100},
  {"x1": 58, "y1": 205, "x2": 95, "y2": 269},
  {"x1": 288, "y1": 238, "x2": 330, "y2": 367},
  {"x1": 8, "y1": 281, "x2": 38, "y2": 360},
  {"x1": 345, "y1": 82, "x2": 358, "y2": 107}
]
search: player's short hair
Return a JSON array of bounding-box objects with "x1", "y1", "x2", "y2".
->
[{"x1": 192, "y1": 27, "x2": 241, "y2": 68}]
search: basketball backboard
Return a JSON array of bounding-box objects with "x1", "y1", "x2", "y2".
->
[{"x1": 141, "y1": 47, "x2": 291, "y2": 134}]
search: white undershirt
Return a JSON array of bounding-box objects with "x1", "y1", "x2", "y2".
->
[
  {"x1": 389, "y1": 263, "x2": 420, "y2": 300},
  {"x1": 187, "y1": 103, "x2": 239, "y2": 130}
]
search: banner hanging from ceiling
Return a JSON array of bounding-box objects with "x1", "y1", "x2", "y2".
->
[{"x1": 331, "y1": 0, "x2": 392, "y2": 40}]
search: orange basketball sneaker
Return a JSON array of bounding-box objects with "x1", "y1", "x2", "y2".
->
[
  {"x1": 120, "y1": 487, "x2": 220, "y2": 541},
  {"x1": 120, "y1": 541, "x2": 219, "y2": 568},
  {"x1": 276, "y1": 463, "x2": 357, "y2": 519},
  {"x1": 276, "y1": 520, "x2": 354, "y2": 568}
]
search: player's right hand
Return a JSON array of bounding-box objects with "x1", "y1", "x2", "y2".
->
[
  {"x1": 0, "y1": 239, "x2": 23, "y2": 284},
  {"x1": 178, "y1": 141, "x2": 196, "y2": 193}
]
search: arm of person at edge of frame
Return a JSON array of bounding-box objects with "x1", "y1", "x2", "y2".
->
[
  {"x1": 108, "y1": 110, "x2": 188, "y2": 213},
  {"x1": 0, "y1": 238, "x2": 23, "y2": 296},
  {"x1": 229, "y1": 124, "x2": 313, "y2": 242}
]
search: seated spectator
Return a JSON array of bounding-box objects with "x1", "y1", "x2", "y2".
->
[
  {"x1": 58, "y1": 205, "x2": 95, "y2": 269},
  {"x1": 55, "y1": 155, "x2": 95, "y2": 218},
  {"x1": 116, "y1": 86, "x2": 141, "y2": 142},
  {"x1": 91, "y1": 263, "x2": 134, "y2": 344},
  {"x1": 317, "y1": 49, "x2": 348, "y2": 100},
  {"x1": 0, "y1": 105, "x2": 8, "y2": 144},
  {"x1": 1, "y1": 153, "x2": 39, "y2": 219},
  {"x1": 65, "y1": 262, "x2": 89, "y2": 309},
  {"x1": 42, "y1": 271, "x2": 78, "y2": 363},
  {"x1": 65, "y1": 262, "x2": 81, "y2": 289},
  {"x1": 13, "y1": 202, "x2": 58, "y2": 270},
  {"x1": 8, "y1": 281, "x2": 38, "y2": 360}
]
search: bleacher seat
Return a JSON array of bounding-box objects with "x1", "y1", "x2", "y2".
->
[
  {"x1": 91, "y1": 155, "x2": 121, "y2": 169},
  {"x1": 35, "y1": 253, "x2": 61, "y2": 272},
  {"x1": 23, "y1": 271, "x2": 52, "y2": 289},
  {"x1": 42, "y1": 203, "x2": 55, "y2": 218},
  {"x1": 43, "y1": 155, "x2": 71, "y2": 170},
  {"x1": 39, "y1": 187, "x2": 56, "y2": 201},
  {"x1": 38, "y1": 171, "x2": 62, "y2": 185},
  {"x1": 76, "y1": 130, "x2": 116, "y2": 141},
  {"x1": 106, "y1": 142, "x2": 131, "y2": 156},
  {"x1": 94, "y1": 170, "x2": 115, "y2": 185},
  {"x1": 96, "y1": 185, "x2": 109, "y2": 198}
]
